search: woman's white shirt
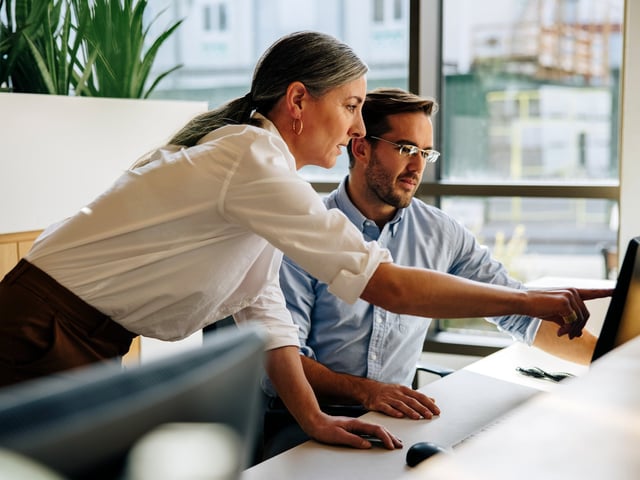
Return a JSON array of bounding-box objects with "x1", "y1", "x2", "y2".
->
[{"x1": 26, "y1": 115, "x2": 391, "y2": 348}]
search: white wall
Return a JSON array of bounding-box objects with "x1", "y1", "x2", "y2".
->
[
  {"x1": 619, "y1": 0, "x2": 640, "y2": 254},
  {"x1": 0, "y1": 93, "x2": 207, "y2": 234}
]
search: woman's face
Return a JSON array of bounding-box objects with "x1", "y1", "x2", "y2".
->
[{"x1": 294, "y1": 76, "x2": 367, "y2": 170}]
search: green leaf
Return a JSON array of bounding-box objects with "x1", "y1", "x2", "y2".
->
[
  {"x1": 23, "y1": 32, "x2": 55, "y2": 93},
  {"x1": 3, "y1": 0, "x2": 181, "y2": 97},
  {"x1": 77, "y1": 0, "x2": 182, "y2": 99}
]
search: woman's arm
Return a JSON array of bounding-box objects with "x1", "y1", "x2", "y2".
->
[
  {"x1": 264, "y1": 346, "x2": 402, "y2": 449},
  {"x1": 362, "y1": 263, "x2": 613, "y2": 338}
]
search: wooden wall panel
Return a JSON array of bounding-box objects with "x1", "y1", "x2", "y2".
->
[
  {"x1": 0, "y1": 230, "x2": 141, "y2": 364},
  {"x1": 0, "y1": 230, "x2": 40, "y2": 278}
]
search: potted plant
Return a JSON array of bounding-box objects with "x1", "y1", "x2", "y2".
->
[
  {"x1": 0, "y1": 0, "x2": 182, "y2": 98},
  {"x1": 73, "y1": 0, "x2": 182, "y2": 99}
]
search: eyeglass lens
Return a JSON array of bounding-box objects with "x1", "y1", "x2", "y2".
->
[{"x1": 399, "y1": 145, "x2": 438, "y2": 162}]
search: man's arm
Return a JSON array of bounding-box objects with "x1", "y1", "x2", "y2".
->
[
  {"x1": 279, "y1": 255, "x2": 438, "y2": 420},
  {"x1": 300, "y1": 355, "x2": 440, "y2": 420},
  {"x1": 425, "y1": 223, "x2": 601, "y2": 361}
]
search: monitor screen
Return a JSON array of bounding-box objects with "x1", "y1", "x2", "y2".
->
[
  {"x1": 0, "y1": 325, "x2": 266, "y2": 479},
  {"x1": 592, "y1": 236, "x2": 640, "y2": 361}
]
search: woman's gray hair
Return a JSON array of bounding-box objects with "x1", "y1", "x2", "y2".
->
[{"x1": 168, "y1": 31, "x2": 368, "y2": 147}]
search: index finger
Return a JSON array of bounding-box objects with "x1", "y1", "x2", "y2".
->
[
  {"x1": 349, "y1": 422, "x2": 403, "y2": 450},
  {"x1": 577, "y1": 288, "x2": 614, "y2": 301}
]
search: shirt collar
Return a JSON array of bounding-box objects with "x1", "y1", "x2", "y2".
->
[
  {"x1": 252, "y1": 111, "x2": 279, "y2": 136},
  {"x1": 249, "y1": 112, "x2": 297, "y2": 171},
  {"x1": 334, "y1": 176, "x2": 405, "y2": 237}
]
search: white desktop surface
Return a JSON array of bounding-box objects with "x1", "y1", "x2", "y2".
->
[
  {"x1": 464, "y1": 342, "x2": 588, "y2": 393},
  {"x1": 242, "y1": 343, "x2": 590, "y2": 480},
  {"x1": 401, "y1": 334, "x2": 640, "y2": 480}
]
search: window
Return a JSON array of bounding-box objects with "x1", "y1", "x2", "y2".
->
[
  {"x1": 147, "y1": 0, "x2": 624, "y2": 350},
  {"x1": 373, "y1": 0, "x2": 385, "y2": 22},
  {"x1": 422, "y1": 0, "x2": 624, "y2": 346},
  {"x1": 393, "y1": 0, "x2": 404, "y2": 20},
  {"x1": 203, "y1": 3, "x2": 228, "y2": 32},
  {"x1": 373, "y1": 0, "x2": 406, "y2": 23},
  {"x1": 148, "y1": 0, "x2": 410, "y2": 181}
]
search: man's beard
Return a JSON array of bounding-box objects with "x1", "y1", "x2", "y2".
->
[{"x1": 365, "y1": 154, "x2": 418, "y2": 209}]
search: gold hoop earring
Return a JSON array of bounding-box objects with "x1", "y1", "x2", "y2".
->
[{"x1": 292, "y1": 118, "x2": 303, "y2": 136}]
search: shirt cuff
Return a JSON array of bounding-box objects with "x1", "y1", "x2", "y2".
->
[
  {"x1": 256, "y1": 321, "x2": 301, "y2": 351},
  {"x1": 327, "y1": 243, "x2": 393, "y2": 304}
]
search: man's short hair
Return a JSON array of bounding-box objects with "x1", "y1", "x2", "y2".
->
[{"x1": 348, "y1": 88, "x2": 438, "y2": 167}]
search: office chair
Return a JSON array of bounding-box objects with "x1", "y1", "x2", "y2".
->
[{"x1": 412, "y1": 360, "x2": 455, "y2": 389}]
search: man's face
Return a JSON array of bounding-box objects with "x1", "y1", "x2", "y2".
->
[{"x1": 364, "y1": 112, "x2": 434, "y2": 209}]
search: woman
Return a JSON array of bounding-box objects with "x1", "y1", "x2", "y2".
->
[{"x1": 0, "y1": 31, "x2": 610, "y2": 450}]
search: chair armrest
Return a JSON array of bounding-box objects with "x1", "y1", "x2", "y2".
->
[{"x1": 415, "y1": 360, "x2": 455, "y2": 377}]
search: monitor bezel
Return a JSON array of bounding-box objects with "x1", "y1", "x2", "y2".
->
[
  {"x1": 0, "y1": 325, "x2": 265, "y2": 478},
  {"x1": 591, "y1": 236, "x2": 640, "y2": 362}
]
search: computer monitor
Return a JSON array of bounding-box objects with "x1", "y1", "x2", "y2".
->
[
  {"x1": 0, "y1": 325, "x2": 266, "y2": 479},
  {"x1": 592, "y1": 236, "x2": 640, "y2": 361}
]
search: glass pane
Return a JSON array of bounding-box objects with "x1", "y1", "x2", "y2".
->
[
  {"x1": 440, "y1": 196, "x2": 618, "y2": 282},
  {"x1": 440, "y1": 317, "x2": 508, "y2": 336},
  {"x1": 437, "y1": 1, "x2": 623, "y2": 339},
  {"x1": 441, "y1": 0, "x2": 624, "y2": 183},
  {"x1": 436, "y1": 195, "x2": 618, "y2": 336},
  {"x1": 146, "y1": 0, "x2": 411, "y2": 182}
]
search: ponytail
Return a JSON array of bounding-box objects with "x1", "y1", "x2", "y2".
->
[
  {"x1": 168, "y1": 31, "x2": 367, "y2": 147},
  {"x1": 169, "y1": 93, "x2": 256, "y2": 147}
]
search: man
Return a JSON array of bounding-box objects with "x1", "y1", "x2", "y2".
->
[{"x1": 262, "y1": 87, "x2": 597, "y2": 456}]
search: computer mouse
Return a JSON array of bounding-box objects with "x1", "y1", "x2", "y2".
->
[{"x1": 405, "y1": 441, "x2": 448, "y2": 467}]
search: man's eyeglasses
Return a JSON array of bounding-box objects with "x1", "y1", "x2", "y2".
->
[{"x1": 368, "y1": 136, "x2": 440, "y2": 163}]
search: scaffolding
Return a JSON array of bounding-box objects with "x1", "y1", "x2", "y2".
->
[{"x1": 470, "y1": 0, "x2": 622, "y2": 85}]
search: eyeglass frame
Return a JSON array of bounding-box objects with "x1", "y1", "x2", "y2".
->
[{"x1": 367, "y1": 135, "x2": 440, "y2": 163}]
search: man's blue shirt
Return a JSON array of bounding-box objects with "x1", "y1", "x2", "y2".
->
[{"x1": 279, "y1": 177, "x2": 540, "y2": 388}]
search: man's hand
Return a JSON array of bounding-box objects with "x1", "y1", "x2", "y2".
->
[
  {"x1": 359, "y1": 379, "x2": 440, "y2": 420},
  {"x1": 303, "y1": 411, "x2": 403, "y2": 450},
  {"x1": 300, "y1": 355, "x2": 440, "y2": 420}
]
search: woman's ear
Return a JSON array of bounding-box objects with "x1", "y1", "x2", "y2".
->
[{"x1": 284, "y1": 81, "x2": 307, "y2": 117}]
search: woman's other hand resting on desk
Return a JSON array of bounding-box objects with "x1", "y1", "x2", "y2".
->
[
  {"x1": 301, "y1": 412, "x2": 403, "y2": 450},
  {"x1": 266, "y1": 346, "x2": 403, "y2": 450}
]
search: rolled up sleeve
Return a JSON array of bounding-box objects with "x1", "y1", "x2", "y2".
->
[{"x1": 222, "y1": 131, "x2": 393, "y2": 305}]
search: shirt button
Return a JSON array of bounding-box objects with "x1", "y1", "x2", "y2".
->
[
  {"x1": 375, "y1": 317, "x2": 382, "y2": 324},
  {"x1": 371, "y1": 353, "x2": 378, "y2": 360}
]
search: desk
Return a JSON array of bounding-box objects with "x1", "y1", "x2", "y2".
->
[
  {"x1": 242, "y1": 342, "x2": 593, "y2": 480},
  {"x1": 401, "y1": 334, "x2": 640, "y2": 480},
  {"x1": 242, "y1": 287, "x2": 614, "y2": 480}
]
